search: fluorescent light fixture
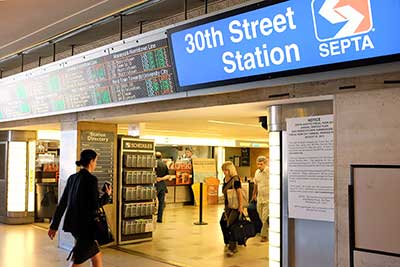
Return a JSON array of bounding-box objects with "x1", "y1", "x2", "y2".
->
[
  {"x1": 270, "y1": 160, "x2": 280, "y2": 175},
  {"x1": 269, "y1": 246, "x2": 281, "y2": 261},
  {"x1": 269, "y1": 231, "x2": 281, "y2": 247},
  {"x1": 23, "y1": 42, "x2": 51, "y2": 54},
  {"x1": 37, "y1": 130, "x2": 61, "y2": 140},
  {"x1": 250, "y1": 143, "x2": 268, "y2": 148},
  {"x1": 208, "y1": 120, "x2": 260, "y2": 128},
  {"x1": 0, "y1": 53, "x2": 19, "y2": 64},
  {"x1": 52, "y1": 24, "x2": 93, "y2": 43},
  {"x1": 7, "y1": 142, "x2": 27, "y2": 212},
  {"x1": 269, "y1": 131, "x2": 281, "y2": 267},
  {"x1": 269, "y1": 146, "x2": 280, "y2": 159},
  {"x1": 269, "y1": 261, "x2": 281, "y2": 267},
  {"x1": 28, "y1": 141, "x2": 36, "y2": 212},
  {"x1": 238, "y1": 141, "x2": 269, "y2": 148},
  {"x1": 269, "y1": 132, "x2": 281, "y2": 146},
  {"x1": 269, "y1": 203, "x2": 281, "y2": 217},
  {"x1": 146, "y1": 129, "x2": 221, "y2": 137},
  {"x1": 269, "y1": 217, "x2": 281, "y2": 232},
  {"x1": 141, "y1": 135, "x2": 236, "y2": 147},
  {"x1": 270, "y1": 189, "x2": 280, "y2": 204},
  {"x1": 91, "y1": 15, "x2": 118, "y2": 27},
  {"x1": 270, "y1": 174, "x2": 280, "y2": 189},
  {"x1": 122, "y1": 0, "x2": 163, "y2": 16}
]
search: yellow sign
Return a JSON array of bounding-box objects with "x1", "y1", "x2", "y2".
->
[{"x1": 192, "y1": 158, "x2": 216, "y2": 183}]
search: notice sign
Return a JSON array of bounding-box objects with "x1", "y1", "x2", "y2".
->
[
  {"x1": 192, "y1": 158, "x2": 217, "y2": 183},
  {"x1": 287, "y1": 115, "x2": 334, "y2": 222}
]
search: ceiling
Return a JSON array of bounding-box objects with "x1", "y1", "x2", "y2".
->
[
  {"x1": 103, "y1": 101, "x2": 270, "y2": 141},
  {"x1": 0, "y1": 0, "x2": 217, "y2": 72},
  {"x1": 9, "y1": 101, "x2": 271, "y2": 143},
  {"x1": 0, "y1": 0, "x2": 144, "y2": 59}
]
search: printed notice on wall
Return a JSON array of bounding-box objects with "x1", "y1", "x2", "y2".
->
[{"x1": 287, "y1": 115, "x2": 334, "y2": 222}]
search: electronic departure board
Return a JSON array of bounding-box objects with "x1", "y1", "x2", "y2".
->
[{"x1": 0, "y1": 39, "x2": 176, "y2": 121}]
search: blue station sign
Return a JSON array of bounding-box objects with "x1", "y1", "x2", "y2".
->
[{"x1": 168, "y1": 0, "x2": 400, "y2": 90}]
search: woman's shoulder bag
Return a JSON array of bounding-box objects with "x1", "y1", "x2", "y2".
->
[{"x1": 94, "y1": 206, "x2": 114, "y2": 246}]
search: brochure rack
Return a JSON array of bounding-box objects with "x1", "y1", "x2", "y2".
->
[{"x1": 118, "y1": 136, "x2": 156, "y2": 244}]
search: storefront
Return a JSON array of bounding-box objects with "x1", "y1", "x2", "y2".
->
[{"x1": 0, "y1": 1, "x2": 399, "y2": 267}]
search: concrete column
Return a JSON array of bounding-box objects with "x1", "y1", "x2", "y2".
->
[{"x1": 57, "y1": 120, "x2": 118, "y2": 250}]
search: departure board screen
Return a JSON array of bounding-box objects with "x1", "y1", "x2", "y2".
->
[{"x1": 0, "y1": 39, "x2": 176, "y2": 121}]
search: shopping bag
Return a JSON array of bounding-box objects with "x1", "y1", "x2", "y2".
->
[
  {"x1": 94, "y1": 207, "x2": 114, "y2": 246},
  {"x1": 230, "y1": 215, "x2": 256, "y2": 246},
  {"x1": 227, "y1": 188, "x2": 248, "y2": 209}
]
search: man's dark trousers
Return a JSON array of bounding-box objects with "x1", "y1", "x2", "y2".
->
[{"x1": 157, "y1": 189, "x2": 166, "y2": 222}]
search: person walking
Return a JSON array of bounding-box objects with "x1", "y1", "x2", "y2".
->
[
  {"x1": 220, "y1": 161, "x2": 243, "y2": 257},
  {"x1": 251, "y1": 156, "x2": 269, "y2": 242},
  {"x1": 48, "y1": 149, "x2": 112, "y2": 267},
  {"x1": 155, "y1": 151, "x2": 170, "y2": 223}
]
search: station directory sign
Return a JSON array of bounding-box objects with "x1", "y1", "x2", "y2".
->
[{"x1": 168, "y1": 0, "x2": 400, "y2": 90}]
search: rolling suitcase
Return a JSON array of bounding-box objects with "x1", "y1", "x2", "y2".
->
[
  {"x1": 247, "y1": 200, "x2": 263, "y2": 233},
  {"x1": 230, "y1": 215, "x2": 256, "y2": 246}
]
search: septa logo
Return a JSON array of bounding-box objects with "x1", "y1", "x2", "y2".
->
[{"x1": 312, "y1": 0, "x2": 373, "y2": 42}]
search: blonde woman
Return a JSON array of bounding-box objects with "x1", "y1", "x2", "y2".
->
[{"x1": 220, "y1": 161, "x2": 244, "y2": 257}]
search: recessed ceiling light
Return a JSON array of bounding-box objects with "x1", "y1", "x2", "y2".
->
[
  {"x1": 208, "y1": 120, "x2": 260, "y2": 128},
  {"x1": 147, "y1": 129, "x2": 221, "y2": 137}
]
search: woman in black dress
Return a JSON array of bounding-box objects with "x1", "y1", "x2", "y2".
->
[{"x1": 48, "y1": 149, "x2": 112, "y2": 267}]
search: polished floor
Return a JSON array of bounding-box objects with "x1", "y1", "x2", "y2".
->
[
  {"x1": 0, "y1": 223, "x2": 175, "y2": 267},
  {"x1": 0, "y1": 204, "x2": 268, "y2": 267},
  {"x1": 122, "y1": 204, "x2": 269, "y2": 267}
]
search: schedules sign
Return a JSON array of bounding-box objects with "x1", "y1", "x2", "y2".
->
[
  {"x1": 168, "y1": 0, "x2": 400, "y2": 90},
  {"x1": 287, "y1": 115, "x2": 334, "y2": 222},
  {"x1": 122, "y1": 140, "x2": 154, "y2": 151}
]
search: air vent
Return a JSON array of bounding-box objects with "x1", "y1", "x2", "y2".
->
[
  {"x1": 268, "y1": 93, "x2": 289, "y2": 98},
  {"x1": 384, "y1": 80, "x2": 400, "y2": 84},
  {"x1": 338, "y1": 85, "x2": 356, "y2": 90}
]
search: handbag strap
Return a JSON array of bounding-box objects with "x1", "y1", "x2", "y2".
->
[
  {"x1": 224, "y1": 176, "x2": 238, "y2": 189},
  {"x1": 95, "y1": 206, "x2": 107, "y2": 219},
  {"x1": 239, "y1": 214, "x2": 250, "y2": 222}
]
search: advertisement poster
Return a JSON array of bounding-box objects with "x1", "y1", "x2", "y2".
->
[
  {"x1": 287, "y1": 115, "x2": 334, "y2": 222},
  {"x1": 174, "y1": 159, "x2": 192, "y2": 185},
  {"x1": 192, "y1": 158, "x2": 217, "y2": 183}
]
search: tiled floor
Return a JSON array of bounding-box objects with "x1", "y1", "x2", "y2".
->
[
  {"x1": 0, "y1": 204, "x2": 268, "y2": 267},
  {"x1": 121, "y1": 204, "x2": 269, "y2": 267}
]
